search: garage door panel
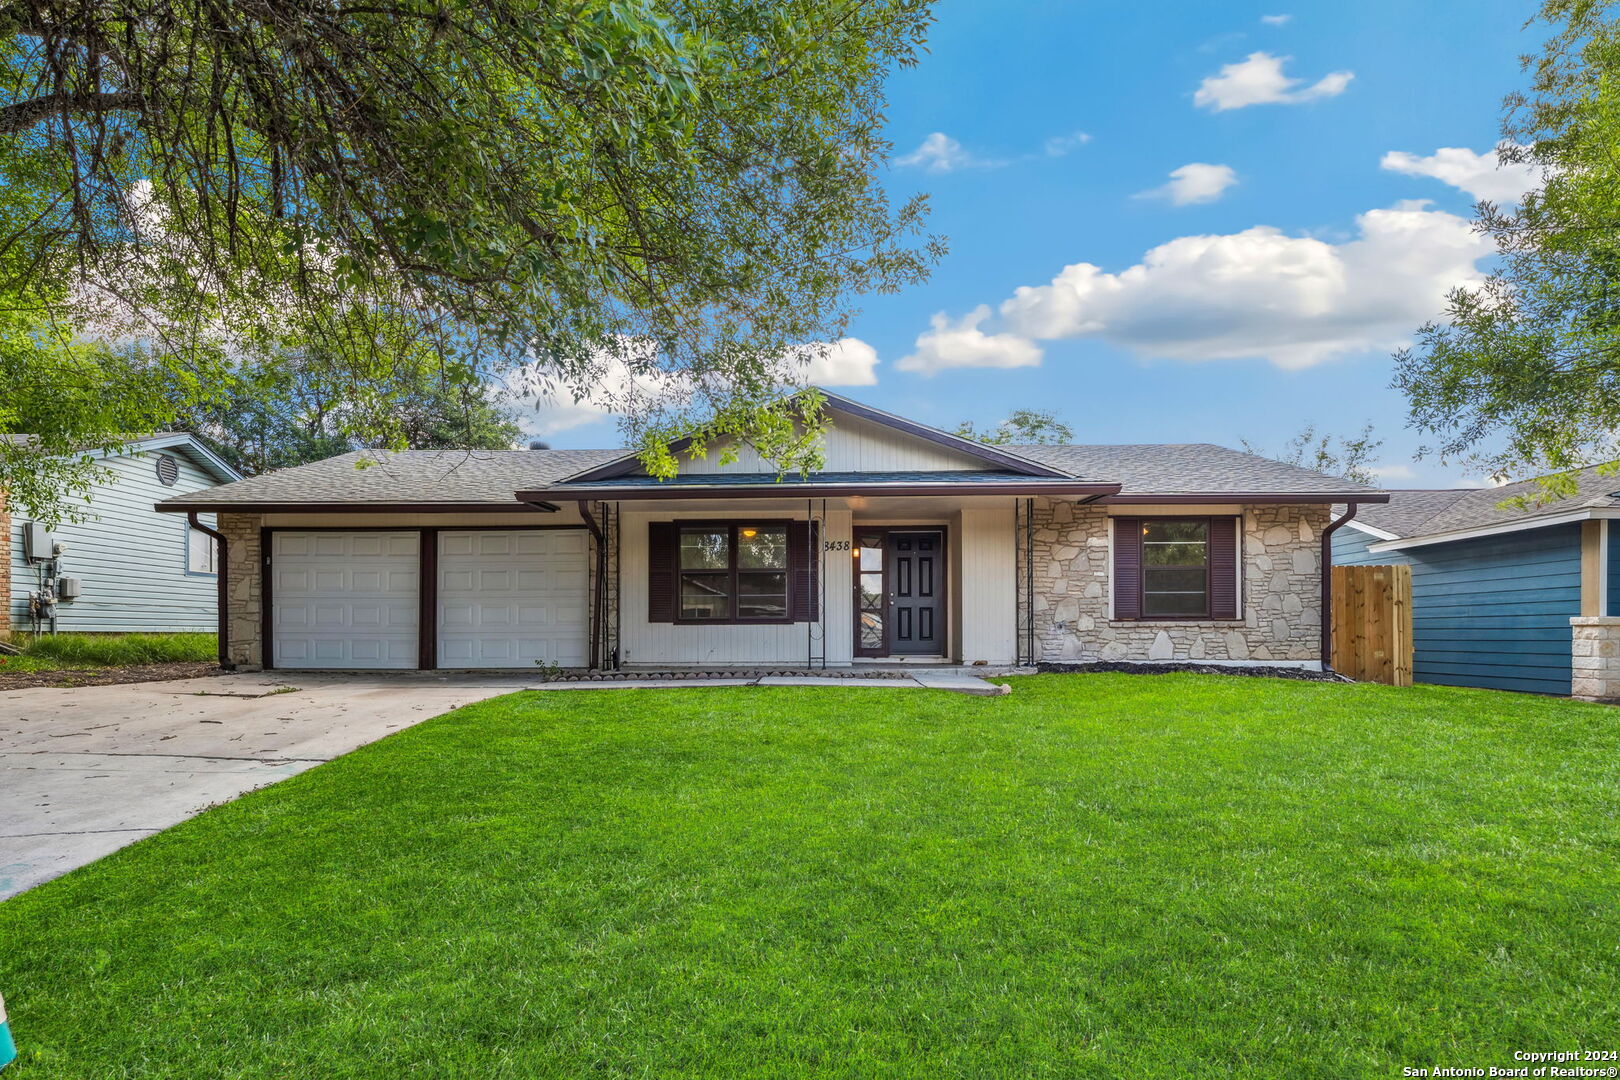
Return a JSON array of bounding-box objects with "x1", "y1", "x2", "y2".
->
[
  {"x1": 273, "y1": 531, "x2": 419, "y2": 670},
  {"x1": 437, "y1": 530, "x2": 588, "y2": 668}
]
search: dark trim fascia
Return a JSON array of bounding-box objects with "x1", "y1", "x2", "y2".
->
[
  {"x1": 556, "y1": 392, "x2": 1074, "y2": 483},
  {"x1": 1102, "y1": 492, "x2": 1390, "y2": 505},
  {"x1": 156, "y1": 501, "x2": 562, "y2": 514},
  {"x1": 249, "y1": 524, "x2": 584, "y2": 533},
  {"x1": 517, "y1": 481, "x2": 1121, "y2": 503},
  {"x1": 418, "y1": 529, "x2": 439, "y2": 671}
]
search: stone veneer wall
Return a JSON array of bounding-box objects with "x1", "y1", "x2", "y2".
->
[
  {"x1": 219, "y1": 513, "x2": 264, "y2": 669},
  {"x1": 1030, "y1": 500, "x2": 1331, "y2": 664},
  {"x1": 1570, "y1": 616, "x2": 1620, "y2": 702},
  {"x1": 0, "y1": 492, "x2": 10, "y2": 639}
]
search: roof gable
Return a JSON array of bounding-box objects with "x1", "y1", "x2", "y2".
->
[{"x1": 559, "y1": 390, "x2": 1072, "y2": 484}]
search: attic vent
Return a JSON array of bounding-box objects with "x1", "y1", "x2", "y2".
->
[{"x1": 155, "y1": 453, "x2": 179, "y2": 486}]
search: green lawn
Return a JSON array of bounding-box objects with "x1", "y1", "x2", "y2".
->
[
  {"x1": 0, "y1": 632, "x2": 216, "y2": 672},
  {"x1": 2, "y1": 674, "x2": 1616, "y2": 1078}
]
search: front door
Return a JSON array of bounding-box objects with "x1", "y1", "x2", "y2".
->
[{"x1": 885, "y1": 531, "x2": 944, "y2": 655}]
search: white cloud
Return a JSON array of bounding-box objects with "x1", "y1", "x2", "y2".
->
[
  {"x1": 1044, "y1": 131, "x2": 1093, "y2": 157},
  {"x1": 1380, "y1": 146, "x2": 1541, "y2": 205},
  {"x1": 896, "y1": 132, "x2": 1003, "y2": 173},
  {"x1": 996, "y1": 202, "x2": 1492, "y2": 369},
  {"x1": 1194, "y1": 52, "x2": 1353, "y2": 111},
  {"x1": 896, "y1": 306, "x2": 1043, "y2": 375},
  {"x1": 786, "y1": 337, "x2": 881, "y2": 386},
  {"x1": 1138, "y1": 163, "x2": 1239, "y2": 206},
  {"x1": 1259, "y1": 13, "x2": 1292, "y2": 25}
]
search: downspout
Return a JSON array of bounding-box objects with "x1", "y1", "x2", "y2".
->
[
  {"x1": 578, "y1": 501, "x2": 604, "y2": 671},
  {"x1": 1320, "y1": 502, "x2": 1358, "y2": 672},
  {"x1": 188, "y1": 511, "x2": 230, "y2": 669}
]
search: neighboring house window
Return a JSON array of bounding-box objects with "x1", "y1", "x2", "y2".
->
[
  {"x1": 1113, "y1": 516, "x2": 1239, "y2": 620},
  {"x1": 188, "y1": 526, "x2": 219, "y2": 575},
  {"x1": 648, "y1": 521, "x2": 819, "y2": 624}
]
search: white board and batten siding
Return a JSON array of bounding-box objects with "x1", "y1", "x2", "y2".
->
[
  {"x1": 618, "y1": 509, "x2": 854, "y2": 667},
  {"x1": 671, "y1": 413, "x2": 988, "y2": 475},
  {"x1": 7, "y1": 450, "x2": 223, "y2": 633}
]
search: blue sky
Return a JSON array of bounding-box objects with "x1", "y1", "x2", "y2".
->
[{"x1": 537, "y1": 0, "x2": 1540, "y2": 487}]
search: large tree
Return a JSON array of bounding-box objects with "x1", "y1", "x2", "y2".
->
[
  {"x1": 168, "y1": 354, "x2": 523, "y2": 477},
  {"x1": 0, "y1": 0, "x2": 940, "y2": 512},
  {"x1": 1394, "y1": 0, "x2": 1620, "y2": 496}
]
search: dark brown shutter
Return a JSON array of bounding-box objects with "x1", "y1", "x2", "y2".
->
[
  {"x1": 787, "y1": 520, "x2": 820, "y2": 622},
  {"x1": 648, "y1": 521, "x2": 677, "y2": 622},
  {"x1": 1209, "y1": 516, "x2": 1239, "y2": 620},
  {"x1": 1113, "y1": 517, "x2": 1142, "y2": 620}
]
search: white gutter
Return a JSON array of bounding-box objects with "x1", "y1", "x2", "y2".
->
[{"x1": 1368, "y1": 506, "x2": 1620, "y2": 552}]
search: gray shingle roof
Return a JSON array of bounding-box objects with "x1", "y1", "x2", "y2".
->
[
  {"x1": 1351, "y1": 463, "x2": 1620, "y2": 540},
  {"x1": 1013, "y1": 443, "x2": 1384, "y2": 496},
  {"x1": 159, "y1": 439, "x2": 1381, "y2": 509},
  {"x1": 159, "y1": 448, "x2": 622, "y2": 507}
]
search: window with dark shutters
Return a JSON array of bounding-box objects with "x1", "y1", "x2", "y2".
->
[
  {"x1": 1112, "y1": 515, "x2": 1240, "y2": 621},
  {"x1": 787, "y1": 521, "x2": 820, "y2": 622},
  {"x1": 647, "y1": 521, "x2": 678, "y2": 622},
  {"x1": 649, "y1": 520, "x2": 819, "y2": 624},
  {"x1": 1208, "y1": 516, "x2": 1239, "y2": 619},
  {"x1": 1113, "y1": 517, "x2": 1143, "y2": 620}
]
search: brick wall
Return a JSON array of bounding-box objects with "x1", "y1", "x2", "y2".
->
[
  {"x1": 219, "y1": 513, "x2": 263, "y2": 669},
  {"x1": 1029, "y1": 500, "x2": 1330, "y2": 665}
]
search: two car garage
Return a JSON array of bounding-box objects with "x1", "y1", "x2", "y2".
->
[{"x1": 269, "y1": 529, "x2": 589, "y2": 670}]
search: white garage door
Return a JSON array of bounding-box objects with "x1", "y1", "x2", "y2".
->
[
  {"x1": 438, "y1": 530, "x2": 589, "y2": 668},
  {"x1": 272, "y1": 532, "x2": 419, "y2": 669}
]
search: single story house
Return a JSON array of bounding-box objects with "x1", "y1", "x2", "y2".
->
[
  {"x1": 1331, "y1": 464, "x2": 1620, "y2": 698},
  {"x1": 153, "y1": 393, "x2": 1386, "y2": 673},
  {"x1": 3, "y1": 433, "x2": 241, "y2": 639}
]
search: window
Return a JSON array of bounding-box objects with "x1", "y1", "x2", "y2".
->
[
  {"x1": 187, "y1": 526, "x2": 219, "y2": 575},
  {"x1": 1140, "y1": 519, "x2": 1208, "y2": 616},
  {"x1": 678, "y1": 524, "x2": 789, "y2": 621},
  {"x1": 1112, "y1": 516, "x2": 1237, "y2": 621}
]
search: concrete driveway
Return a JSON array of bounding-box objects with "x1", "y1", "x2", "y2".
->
[{"x1": 0, "y1": 672, "x2": 535, "y2": 900}]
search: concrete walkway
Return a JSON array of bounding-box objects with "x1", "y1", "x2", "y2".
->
[{"x1": 0, "y1": 668, "x2": 1010, "y2": 899}]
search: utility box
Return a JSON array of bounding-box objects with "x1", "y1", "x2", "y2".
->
[
  {"x1": 23, "y1": 522, "x2": 52, "y2": 563},
  {"x1": 57, "y1": 576, "x2": 82, "y2": 601}
]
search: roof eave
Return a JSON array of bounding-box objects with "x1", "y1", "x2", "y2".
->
[
  {"x1": 155, "y1": 500, "x2": 561, "y2": 514},
  {"x1": 516, "y1": 480, "x2": 1121, "y2": 502},
  {"x1": 1102, "y1": 491, "x2": 1390, "y2": 505}
]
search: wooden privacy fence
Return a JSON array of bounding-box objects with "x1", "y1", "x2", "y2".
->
[{"x1": 1330, "y1": 564, "x2": 1414, "y2": 686}]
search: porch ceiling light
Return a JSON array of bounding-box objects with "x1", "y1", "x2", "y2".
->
[{"x1": 741, "y1": 527, "x2": 758, "y2": 538}]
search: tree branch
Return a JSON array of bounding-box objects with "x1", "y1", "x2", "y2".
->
[{"x1": 0, "y1": 90, "x2": 141, "y2": 135}]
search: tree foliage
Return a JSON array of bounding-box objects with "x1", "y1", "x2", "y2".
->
[
  {"x1": 0, "y1": 0, "x2": 941, "y2": 504},
  {"x1": 168, "y1": 355, "x2": 523, "y2": 477},
  {"x1": 1241, "y1": 423, "x2": 1384, "y2": 485},
  {"x1": 954, "y1": 409, "x2": 1073, "y2": 446},
  {"x1": 1394, "y1": 0, "x2": 1620, "y2": 496}
]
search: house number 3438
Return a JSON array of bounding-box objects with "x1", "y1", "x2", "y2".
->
[{"x1": 823, "y1": 539, "x2": 851, "y2": 552}]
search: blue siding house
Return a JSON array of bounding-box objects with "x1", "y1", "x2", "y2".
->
[
  {"x1": 4, "y1": 434, "x2": 240, "y2": 636},
  {"x1": 1332, "y1": 468, "x2": 1619, "y2": 697}
]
